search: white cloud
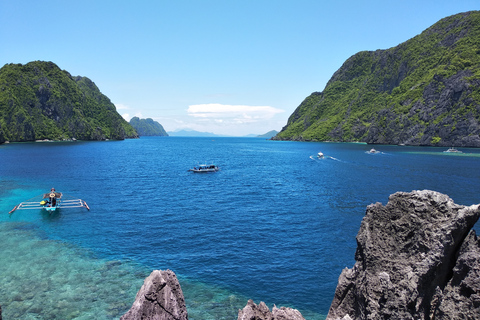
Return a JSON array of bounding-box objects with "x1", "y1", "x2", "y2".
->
[{"x1": 187, "y1": 104, "x2": 284, "y2": 124}]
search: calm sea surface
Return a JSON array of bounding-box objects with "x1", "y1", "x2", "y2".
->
[{"x1": 1, "y1": 137, "x2": 479, "y2": 319}]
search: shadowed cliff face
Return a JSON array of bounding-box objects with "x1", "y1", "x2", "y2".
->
[{"x1": 326, "y1": 190, "x2": 480, "y2": 320}]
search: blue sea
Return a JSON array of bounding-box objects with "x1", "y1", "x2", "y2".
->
[{"x1": 1, "y1": 137, "x2": 479, "y2": 319}]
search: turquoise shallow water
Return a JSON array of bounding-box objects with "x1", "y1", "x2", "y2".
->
[{"x1": 1, "y1": 138, "x2": 479, "y2": 319}]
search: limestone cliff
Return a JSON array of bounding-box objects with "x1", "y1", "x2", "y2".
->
[
  {"x1": 326, "y1": 190, "x2": 480, "y2": 320},
  {"x1": 0, "y1": 61, "x2": 138, "y2": 143},
  {"x1": 275, "y1": 11, "x2": 480, "y2": 147},
  {"x1": 129, "y1": 117, "x2": 169, "y2": 136}
]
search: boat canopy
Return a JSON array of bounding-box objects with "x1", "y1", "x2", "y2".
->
[{"x1": 43, "y1": 192, "x2": 63, "y2": 199}]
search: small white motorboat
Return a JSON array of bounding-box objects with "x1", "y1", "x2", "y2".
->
[
  {"x1": 367, "y1": 148, "x2": 380, "y2": 154},
  {"x1": 443, "y1": 147, "x2": 462, "y2": 153}
]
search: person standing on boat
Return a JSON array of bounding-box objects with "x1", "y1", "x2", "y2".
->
[{"x1": 49, "y1": 188, "x2": 57, "y2": 207}]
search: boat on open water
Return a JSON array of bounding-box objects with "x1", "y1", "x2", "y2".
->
[
  {"x1": 367, "y1": 148, "x2": 380, "y2": 154},
  {"x1": 9, "y1": 188, "x2": 90, "y2": 214},
  {"x1": 443, "y1": 147, "x2": 462, "y2": 153},
  {"x1": 188, "y1": 164, "x2": 219, "y2": 173}
]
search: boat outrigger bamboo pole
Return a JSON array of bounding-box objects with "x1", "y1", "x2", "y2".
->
[{"x1": 9, "y1": 205, "x2": 18, "y2": 214}]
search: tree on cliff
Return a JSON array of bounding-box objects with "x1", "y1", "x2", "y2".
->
[
  {"x1": 0, "y1": 61, "x2": 138, "y2": 143},
  {"x1": 274, "y1": 11, "x2": 480, "y2": 147}
]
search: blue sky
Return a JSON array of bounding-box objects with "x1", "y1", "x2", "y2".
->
[{"x1": 1, "y1": 1, "x2": 478, "y2": 136}]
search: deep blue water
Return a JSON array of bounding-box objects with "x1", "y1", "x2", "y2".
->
[{"x1": 1, "y1": 137, "x2": 479, "y2": 319}]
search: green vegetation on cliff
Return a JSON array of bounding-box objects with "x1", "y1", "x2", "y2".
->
[
  {"x1": 275, "y1": 11, "x2": 480, "y2": 147},
  {"x1": 0, "y1": 61, "x2": 138, "y2": 143},
  {"x1": 129, "y1": 117, "x2": 168, "y2": 136}
]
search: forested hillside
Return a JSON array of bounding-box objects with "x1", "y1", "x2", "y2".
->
[
  {"x1": 129, "y1": 117, "x2": 168, "y2": 136},
  {"x1": 274, "y1": 11, "x2": 480, "y2": 147},
  {"x1": 0, "y1": 61, "x2": 138, "y2": 143}
]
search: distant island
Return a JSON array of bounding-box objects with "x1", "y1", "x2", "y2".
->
[
  {"x1": 257, "y1": 130, "x2": 278, "y2": 138},
  {"x1": 168, "y1": 129, "x2": 222, "y2": 137},
  {"x1": 129, "y1": 117, "x2": 168, "y2": 136},
  {"x1": 168, "y1": 129, "x2": 278, "y2": 138},
  {"x1": 274, "y1": 11, "x2": 480, "y2": 147}
]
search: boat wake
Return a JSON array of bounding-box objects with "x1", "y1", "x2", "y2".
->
[{"x1": 309, "y1": 155, "x2": 342, "y2": 162}]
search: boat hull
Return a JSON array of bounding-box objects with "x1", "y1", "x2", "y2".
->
[
  {"x1": 189, "y1": 168, "x2": 219, "y2": 173},
  {"x1": 189, "y1": 164, "x2": 219, "y2": 173}
]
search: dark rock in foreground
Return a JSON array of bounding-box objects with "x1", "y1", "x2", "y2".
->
[
  {"x1": 237, "y1": 299, "x2": 305, "y2": 320},
  {"x1": 121, "y1": 270, "x2": 306, "y2": 320},
  {"x1": 326, "y1": 190, "x2": 480, "y2": 320},
  {"x1": 121, "y1": 269, "x2": 188, "y2": 320}
]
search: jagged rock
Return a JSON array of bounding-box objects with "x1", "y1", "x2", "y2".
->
[
  {"x1": 237, "y1": 299, "x2": 305, "y2": 320},
  {"x1": 326, "y1": 190, "x2": 480, "y2": 320},
  {"x1": 121, "y1": 269, "x2": 188, "y2": 320},
  {"x1": 433, "y1": 230, "x2": 480, "y2": 319}
]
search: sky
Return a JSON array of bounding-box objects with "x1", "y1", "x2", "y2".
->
[{"x1": 1, "y1": 1, "x2": 478, "y2": 136}]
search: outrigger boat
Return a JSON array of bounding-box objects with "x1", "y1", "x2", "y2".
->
[
  {"x1": 188, "y1": 164, "x2": 219, "y2": 173},
  {"x1": 9, "y1": 189, "x2": 90, "y2": 214}
]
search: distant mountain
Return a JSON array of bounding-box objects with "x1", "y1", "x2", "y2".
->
[
  {"x1": 168, "y1": 130, "x2": 226, "y2": 137},
  {"x1": 274, "y1": 11, "x2": 480, "y2": 147},
  {"x1": 257, "y1": 130, "x2": 278, "y2": 138},
  {"x1": 0, "y1": 61, "x2": 138, "y2": 143},
  {"x1": 129, "y1": 117, "x2": 168, "y2": 136}
]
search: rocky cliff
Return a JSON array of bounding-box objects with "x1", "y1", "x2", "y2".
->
[
  {"x1": 129, "y1": 117, "x2": 169, "y2": 136},
  {"x1": 274, "y1": 11, "x2": 480, "y2": 147},
  {"x1": 0, "y1": 61, "x2": 138, "y2": 143},
  {"x1": 327, "y1": 190, "x2": 480, "y2": 320}
]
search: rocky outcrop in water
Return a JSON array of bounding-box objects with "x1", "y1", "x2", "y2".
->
[
  {"x1": 237, "y1": 300, "x2": 305, "y2": 320},
  {"x1": 326, "y1": 190, "x2": 480, "y2": 320},
  {"x1": 121, "y1": 270, "x2": 188, "y2": 320},
  {"x1": 122, "y1": 270, "x2": 306, "y2": 320}
]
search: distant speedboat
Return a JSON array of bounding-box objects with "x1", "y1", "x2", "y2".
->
[
  {"x1": 367, "y1": 148, "x2": 380, "y2": 154},
  {"x1": 189, "y1": 164, "x2": 219, "y2": 173},
  {"x1": 317, "y1": 152, "x2": 324, "y2": 159},
  {"x1": 443, "y1": 147, "x2": 462, "y2": 153}
]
